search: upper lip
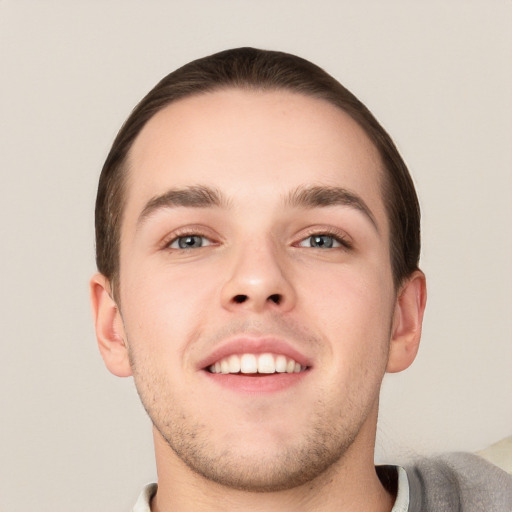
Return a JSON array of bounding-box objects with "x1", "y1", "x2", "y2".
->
[{"x1": 197, "y1": 336, "x2": 313, "y2": 370}]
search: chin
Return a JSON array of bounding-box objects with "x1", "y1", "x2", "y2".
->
[{"x1": 157, "y1": 418, "x2": 357, "y2": 492}]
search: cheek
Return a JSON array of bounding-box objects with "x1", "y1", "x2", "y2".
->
[
  {"x1": 300, "y1": 263, "x2": 394, "y2": 369},
  {"x1": 119, "y1": 260, "x2": 219, "y2": 360},
  {"x1": 301, "y1": 259, "x2": 394, "y2": 323}
]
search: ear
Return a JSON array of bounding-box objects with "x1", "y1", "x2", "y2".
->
[
  {"x1": 386, "y1": 270, "x2": 427, "y2": 373},
  {"x1": 90, "y1": 273, "x2": 132, "y2": 377}
]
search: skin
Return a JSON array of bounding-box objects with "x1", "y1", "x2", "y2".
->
[{"x1": 91, "y1": 89, "x2": 426, "y2": 512}]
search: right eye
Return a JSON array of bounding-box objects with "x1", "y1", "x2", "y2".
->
[{"x1": 168, "y1": 235, "x2": 213, "y2": 249}]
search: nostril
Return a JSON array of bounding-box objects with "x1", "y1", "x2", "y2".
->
[
  {"x1": 231, "y1": 294, "x2": 282, "y2": 305},
  {"x1": 268, "y1": 294, "x2": 281, "y2": 305}
]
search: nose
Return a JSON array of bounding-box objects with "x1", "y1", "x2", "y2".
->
[{"x1": 220, "y1": 242, "x2": 297, "y2": 313}]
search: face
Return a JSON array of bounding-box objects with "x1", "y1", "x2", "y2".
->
[{"x1": 105, "y1": 89, "x2": 404, "y2": 490}]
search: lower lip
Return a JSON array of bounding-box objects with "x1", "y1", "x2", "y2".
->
[{"x1": 203, "y1": 370, "x2": 309, "y2": 394}]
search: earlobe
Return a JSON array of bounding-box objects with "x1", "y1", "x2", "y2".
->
[
  {"x1": 386, "y1": 270, "x2": 427, "y2": 373},
  {"x1": 89, "y1": 273, "x2": 133, "y2": 377}
]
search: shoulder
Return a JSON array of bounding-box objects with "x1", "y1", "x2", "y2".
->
[{"x1": 405, "y1": 452, "x2": 512, "y2": 512}]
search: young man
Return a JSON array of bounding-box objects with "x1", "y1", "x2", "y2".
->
[{"x1": 90, "y1": 48, "x2": 511, "y2": 511}]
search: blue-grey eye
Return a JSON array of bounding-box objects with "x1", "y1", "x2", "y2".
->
[
  {"x1": 170, "y1": 235, "x2": 210, "y2": 249},
  {"x1": 299, "y1": 235, "x2": 340, "y2": 248}
]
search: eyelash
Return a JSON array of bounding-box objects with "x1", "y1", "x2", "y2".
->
[
  {"x1": 162, "y1": 227, "x2": 352, "y2": 251},
  {"x1": 162, "y1": 228, "x2": 218, "y2": 250},
  {"x1": 296, "y1": 228, "x2": 353, "y2": 250}
]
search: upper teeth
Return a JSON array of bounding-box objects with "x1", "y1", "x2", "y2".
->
[{"x1": 209, "y1": 353, "x2": 305, "y2": 374}]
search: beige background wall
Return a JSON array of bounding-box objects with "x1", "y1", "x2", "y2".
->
[{"x1": 1, "y1": 1, "x2": 510, "y2": 510}]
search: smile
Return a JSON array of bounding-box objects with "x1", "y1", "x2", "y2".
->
[{"x1": 208, "y1": 353, "x2": 307, "y2": 374}]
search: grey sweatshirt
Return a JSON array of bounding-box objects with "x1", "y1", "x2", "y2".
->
[{"x1": 405, "y1": 452, "x2": 512, "y2": 511}]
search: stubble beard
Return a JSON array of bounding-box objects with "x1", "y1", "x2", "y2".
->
[
  {"x1": 134, "y1": 372, "x2": 370, "y2": 493},
  {"x1": 126, "y1": 319, "x2": 387, "y2": 493},
  {"x1": 175, "y1": 415, "x2": 358, "y2": 491}
]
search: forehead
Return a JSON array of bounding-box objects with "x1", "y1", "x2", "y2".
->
[{"x1": 125, "y1": 88, "x2": 385, "y2": 223}]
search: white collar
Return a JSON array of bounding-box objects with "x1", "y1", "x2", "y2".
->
[
  {"x1": 391, "y1": 466, "x2": 410, "y2": 512},
  {"x1": 132, "y1": 482, "x2": 156, "y2": 512}
]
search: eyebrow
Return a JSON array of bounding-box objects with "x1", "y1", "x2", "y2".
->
[
  {"x1": 137, "y1": 185, "x2": 229, "y2": 227},
  {"x1": 285, "y1": 185, "x2": 378, "y2": 231},
  {"x1": 137, "y1": 184, "x2": 378, "y2": 232}
]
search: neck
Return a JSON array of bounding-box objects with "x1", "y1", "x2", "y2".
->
[{"x1": 150, "y1": 419, "x2": 395, "y2": 512}]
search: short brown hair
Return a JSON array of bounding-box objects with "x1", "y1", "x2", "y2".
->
[{"x1": 95, "y1": 47, "x2": 420, "y2": 291}]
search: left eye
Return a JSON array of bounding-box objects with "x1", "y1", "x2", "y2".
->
[
  {"x1": 169, "y1": 235, "x2": 212, "y2": 249},
  {"x1": 298, "y1": 234, "x2": 341, "y2": 249}
]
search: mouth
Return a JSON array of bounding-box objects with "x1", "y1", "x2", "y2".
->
[
  {"x1": 207, "y1": 352, "x2": 308, "y2": 375},
  {"x1": 199, "y1": 338, "x2": 312, "y2": 393}
]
